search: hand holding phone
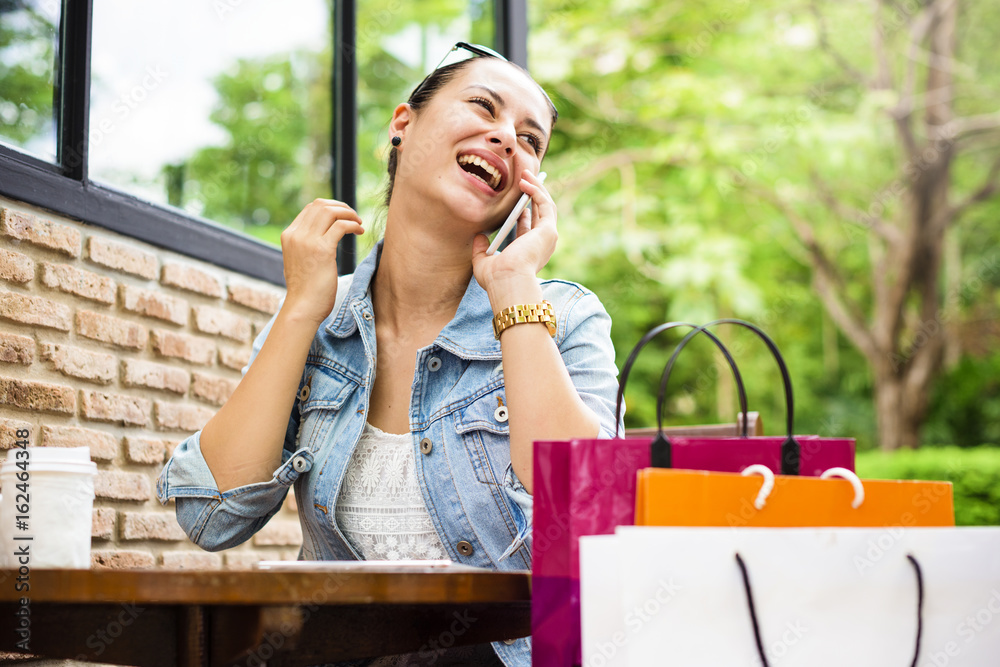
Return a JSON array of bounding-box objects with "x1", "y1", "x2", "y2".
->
[{"x1": 485, "y1": 172, "x2": 547, "y2": 256}]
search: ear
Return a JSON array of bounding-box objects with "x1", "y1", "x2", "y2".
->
[{"x1": 389, "y1": 103, "x2": 412, "y2": 144}]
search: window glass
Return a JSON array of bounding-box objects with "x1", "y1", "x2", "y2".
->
[
  {"x1": 89, "y1": 0, "x2": 331, "y2": 246},
  {"x1": 0, "y1": 0, "x2": 60, "y2": 162},
  {"x1": 354, "y1": 0, "x2": 494, "y2": 252}
]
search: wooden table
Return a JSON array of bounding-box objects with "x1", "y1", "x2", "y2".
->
[{"x1": 0, "y1": 565, "x2": 531, "y2": 666}]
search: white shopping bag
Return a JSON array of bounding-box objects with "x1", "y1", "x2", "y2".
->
[
  {"x1": 580, "y1": 534, "x2": 629, "y2": 667},
  {"x1": 581, "y1": 526, "x2": 1000, "y2": 666}
]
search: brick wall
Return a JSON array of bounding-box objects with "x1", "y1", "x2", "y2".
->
[{"x1": 0, "y1": 196, "x2": 304, "y2": 570}]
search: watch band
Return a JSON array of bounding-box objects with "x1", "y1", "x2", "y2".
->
[{"x1": 493, "y1": 300, "x2": 557, "y2": 340}]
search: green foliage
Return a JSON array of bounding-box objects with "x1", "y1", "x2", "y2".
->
[
  {"x1": 528, "y1": 0, "x2": 1000, "y2": 448},
  {"x1": 171, "y1": 54, "x2": 320, "y2": 237},
  {"x1": 924, "y1": 353, "x2": 1000, "y2": 447},
  {"x1": 856, "y1": 447, "x2": 1000, "y2": 526},
  {"x1": 0, "y1": 3, "x2": 57, "y2": 149}
]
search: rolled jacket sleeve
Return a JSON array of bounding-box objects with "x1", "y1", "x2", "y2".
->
[{"x1": 155, "y1": 300, "x2": 309, "y2": 551}]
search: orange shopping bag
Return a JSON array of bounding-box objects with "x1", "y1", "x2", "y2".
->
[{"x1": 635, "y1": 466, "x2": 954, "y2": 527}]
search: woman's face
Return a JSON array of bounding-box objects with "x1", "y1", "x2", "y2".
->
[{"x1": 392, "y1": 58, "x2": 553, "y2": 233}]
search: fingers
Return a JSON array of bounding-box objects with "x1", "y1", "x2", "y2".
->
[
  {"x1": 283, "y1": 201, "x2": 363, "y2": 247},
  {"x1": 516, "y1": 203, "x2": 532, "y2": 237},
  {"x1": 320, "y1": 218, "x2": 365, "y2": 247},
  {"x1": 284, "y1": 199, "x2": 363, "y2": 237},
  {"x1": 281, "y1": 201, "x2": 364, "y2": 289},
  {"x1": 471, "y1": 233, "x2": 490, "y2": 261},
  {"x1": 517, "y1": 171, "x2": 555, "y2": 230}
]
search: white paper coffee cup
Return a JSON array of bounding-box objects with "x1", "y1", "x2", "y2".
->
[{"x1": 0, "y1": 447, "x2": 97, "y2": 569}]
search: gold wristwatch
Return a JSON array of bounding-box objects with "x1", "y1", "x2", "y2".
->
[{"x1": 493, "y1": 300, "x2": 557, "y2": 340}]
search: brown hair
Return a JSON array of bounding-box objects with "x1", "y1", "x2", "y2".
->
[{"x1": 384, "y1": 57, "x2": 558, "y2": 206}]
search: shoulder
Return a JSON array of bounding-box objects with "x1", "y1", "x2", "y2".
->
[{"x1": 540, "y1": 277, "x2": 605, "y2": 314}]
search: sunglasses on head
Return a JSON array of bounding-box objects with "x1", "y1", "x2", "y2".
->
[{"x1": 409, "y1": 42, "x2": 507, "y2": 99}]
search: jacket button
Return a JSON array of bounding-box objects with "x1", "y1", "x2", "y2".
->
[
  {"x1": 419, "y1": 438, "x2": 433, "y2": 455},
  {"x1": 291, "y1": 455, "x2": 310, "y2": 473},
  {"x1": 298, "y1": 384, "x2": 310, "y2": 401},
  {"x1": 427, "y1": 356, "x2": 442, "y2": 372},
  {"x1": 362, "y1": 311, "x2": 372, "y2": 321},
  {"x1": 456, "y1": 540, "x2": 474, "y2": 556},
  {"x1": 494, "y1": 406, "x2": 508, "y2": 422},
  {"x1": 503, "y1": 639, "x2": 517, "y2": 645}
]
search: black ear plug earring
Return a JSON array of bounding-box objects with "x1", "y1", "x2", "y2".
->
[{"x1": 391, "y1": 136, "x2": 401, "y2": 147}]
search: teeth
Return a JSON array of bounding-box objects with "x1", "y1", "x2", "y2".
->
[{"x1": 458, "y1": 154, "x2": 501, "y2": 189}]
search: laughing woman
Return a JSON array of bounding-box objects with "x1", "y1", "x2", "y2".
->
[{"x1": 157, "y1": 43, "x2": 621, "y2": 666}]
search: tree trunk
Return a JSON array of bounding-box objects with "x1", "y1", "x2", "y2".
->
[
  {"x1": 870, "y1": 0, "x2": 956, "y2": 450},
  {"x1": 872, "y1": 366, "x2": 923, "y2": 450}
]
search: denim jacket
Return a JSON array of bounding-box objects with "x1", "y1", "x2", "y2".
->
[{"x1": 157, "y1": 242, "x2": 621, "y2": 666}]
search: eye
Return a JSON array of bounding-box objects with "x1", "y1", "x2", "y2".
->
[
  {"x1": 520, "y1": 132, "x2": 544, "y2": 154},
  {"x1": 469, "y1": 96, "x2": 495, "y2": 115}
]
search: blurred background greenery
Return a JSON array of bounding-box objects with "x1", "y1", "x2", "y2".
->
[{"x1": 4, "y1": 0, "x2": 998, "y2": 518}]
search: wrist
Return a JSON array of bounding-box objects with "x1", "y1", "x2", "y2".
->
[
  {"x1": 277, "y1": 301, "x2": 328, "y2": 331},
  {"x1": 493, "y1": 300, "x2": 557, "y2": 340},
  {"x1": 485, "y1": 272, "x2": 544, "y2": 312}
]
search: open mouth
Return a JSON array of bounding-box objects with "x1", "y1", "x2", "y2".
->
[{"x1": 458, "y1": 154, "x2": 502, "y2": 191}]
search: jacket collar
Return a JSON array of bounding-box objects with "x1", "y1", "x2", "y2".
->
[
  {"x1": 324, "y1": 240, "x2": 502, "y2": 360},
  {"x1": 324, "y1": 240, "x2": 380, "y2": 338}
]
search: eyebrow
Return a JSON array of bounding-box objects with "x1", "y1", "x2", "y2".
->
[{"x1": 463, "y1": 84, "x2": 549, "y2": 141}]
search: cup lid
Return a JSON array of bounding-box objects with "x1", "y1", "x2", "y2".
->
[{"x1": 1, "y1": 446, "x2": 97, "y2": 475}]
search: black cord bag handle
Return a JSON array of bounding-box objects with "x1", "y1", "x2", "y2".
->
[
  {"x1": 655, "y1": 319, "x2": 801, "y2": 475},
  {"x1": 614, "y1": 322, "x2": 750, "y2": 459},
  {"x1": 735, "y1": 552, "x2": 925, "y2": 666}
]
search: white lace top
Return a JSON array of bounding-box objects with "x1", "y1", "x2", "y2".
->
[{"x1": 335, "y1": 422, "x2": 448, "y2": 561}]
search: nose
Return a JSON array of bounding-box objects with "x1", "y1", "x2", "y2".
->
[
  {"x1": 487, "y1": 125, "x2": 515, "y2": 155},
  {"x1": 489, "y1": 137, "x2": 512, "y2": 155}
]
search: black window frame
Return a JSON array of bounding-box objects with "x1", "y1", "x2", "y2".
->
[{"x1": 0, "y1": 0, "x2": 528, "y2": 285}]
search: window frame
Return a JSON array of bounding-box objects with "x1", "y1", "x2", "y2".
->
[{"x1": 0, "y1": 0, "x2": 528, "y2": 285}]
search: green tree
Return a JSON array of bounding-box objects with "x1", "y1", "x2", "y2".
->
[
  {"x1": 0, "y1": 0, "x2": 57, "y2": 150},
  {"x1": 749, "y1": 0, "x2": 1000, "y2": 450},
  {"x1": 529, "y1": 0, "x2": 1000, "y2": 448},
  {"x1": 169, "y1": 54, "x2": 320, "y2": 238}
]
